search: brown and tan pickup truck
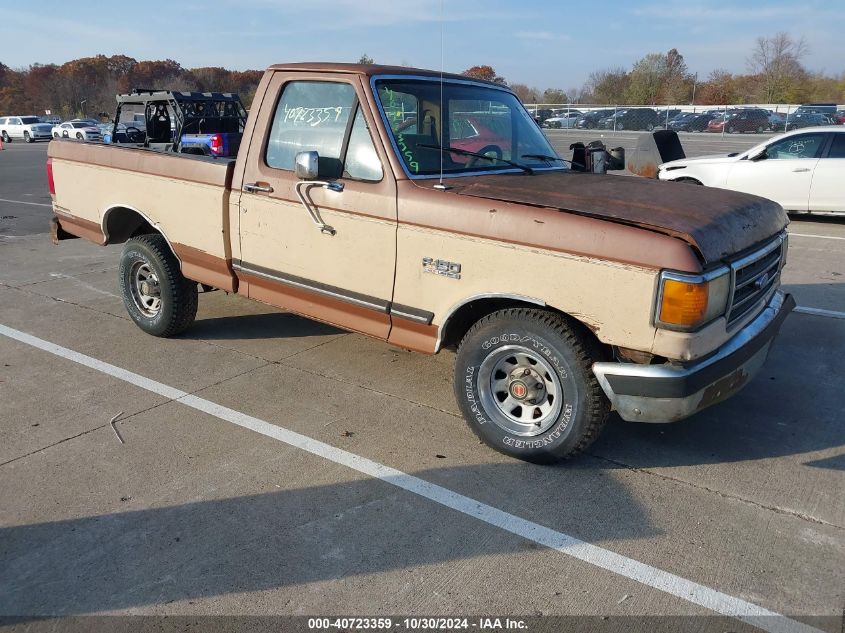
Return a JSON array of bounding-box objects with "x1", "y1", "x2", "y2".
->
[{"x1": 47, "y1": 63, "x2": 794, "y2": 462}]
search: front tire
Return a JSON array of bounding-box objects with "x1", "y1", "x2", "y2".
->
[
  {"x1": 24, "y1": 131, "x2": 32, "y2": 143},
  {"x1": 454, "y1": 308, "x2": 609, "y2": 463},
  {"x1": 119, "y1": 234, "x2": 198, "y2": 337},
  {"x1": 76, "y1": 132, "x2": 83, "y2": 140},
  {"x1": 1, "y1": 131, "x2": 9, "y2": 143}
]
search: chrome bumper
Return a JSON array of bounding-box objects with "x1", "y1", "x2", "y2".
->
[{"x1": 592, "y1": 291, "x2": 795, "y2": 423}]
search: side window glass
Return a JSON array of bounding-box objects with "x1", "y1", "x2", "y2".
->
[
  {"x1": 827, "y1": 134, "x2": 845, "y2": 159},
  {"x1": 266, "y1": 81, "x2": 356, "y2": 174},
  {"x1": 766, "y1": 134, "x2": 826, "y2": 160},
  {"x1": 378, "y1": 86, "x2": 418, "y2": 134},
  {"x1": 344, "y1": 109, "x2": 383, "y2": 181}
]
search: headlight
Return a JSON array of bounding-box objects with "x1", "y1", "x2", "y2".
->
[{"x1": 655, "y1": 268, "x2": 730, "y2": 331}]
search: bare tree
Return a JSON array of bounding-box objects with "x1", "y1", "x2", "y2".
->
[
  {"x1": 748, "y1": 32, "x2": 808, "y2": 102},
  {"x1": 510, "y1": 83, "x2": 540, "y2": 103},
  {"x1": 661, "y1": 48, "x2": 691, "y2": 103},
  {"x1": 584, "y1": 67, "x2": 630, "y2": 104}
]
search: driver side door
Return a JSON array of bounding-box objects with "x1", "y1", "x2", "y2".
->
[
  {"x1": 724, "y1": 132, "x2": 827, "y2": 212},
  {"x1": 235, "y1": 73, "x2": 397, "y2": 340}
]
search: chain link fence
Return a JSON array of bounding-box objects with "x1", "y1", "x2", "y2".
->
[{"x1": 524, "y1": 103, "x2": 843, "y2": 135}]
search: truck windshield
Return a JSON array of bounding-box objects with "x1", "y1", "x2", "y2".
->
[{"x1": 374, "y1": 78, "x2": 563, "y2": 177}]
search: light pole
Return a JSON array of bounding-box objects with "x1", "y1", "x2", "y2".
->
[
  {"x1": 80, "y1": 99, "x2": 87, "y2": 118},
  {"x1": 691, "y1": 73, "x2": 698, "y2": 112}
]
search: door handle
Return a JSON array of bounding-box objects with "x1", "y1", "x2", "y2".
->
[
  {"x1": 294, "y1": 180, "x2": 345, "y2": 235},
  {"x1": 244, "y1": 182, "x2": 274, "y2": 193},
  {"x1": 792, "y1": 168, "x2": 811, "y2": 173}
]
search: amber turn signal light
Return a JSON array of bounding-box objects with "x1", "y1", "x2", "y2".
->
[{"x1": 659, "y1": 279, "x2": 709, "y2": 327}]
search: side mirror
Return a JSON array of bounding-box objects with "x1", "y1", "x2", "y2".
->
[
  {"x1": 295, "y1": 151, "x2": 319, "y2": 180},
  {"x1": 749, "y1": 149, "x2": 767, "y2": 162}
]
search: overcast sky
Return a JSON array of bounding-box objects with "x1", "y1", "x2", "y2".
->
[{"x1": 3, "y1": 0, "x2": 842, "y2": 89}]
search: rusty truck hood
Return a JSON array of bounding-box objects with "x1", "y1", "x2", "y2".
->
[{"x1": 449, "y1": 171, "x2": 787, "y2": 264}]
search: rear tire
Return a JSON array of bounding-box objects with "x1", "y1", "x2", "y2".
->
[
  {"x1": 454, "y1": 308, "x2": 609, "y2": 463},
  {"x1": 119, "y1": 234, "x2": 198, "y2": 337},
  {"x1": 53, "y1": 132, "x2": 59, "y2": 139},
  {"x1": 1, "y1": 131, "x2": 9, "y2": 143}
]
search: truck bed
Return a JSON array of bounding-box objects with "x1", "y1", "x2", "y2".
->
[{"x1": 48, "y1": 140, "x2": 237, "y2": 291}]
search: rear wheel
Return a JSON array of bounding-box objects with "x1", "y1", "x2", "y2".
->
[
  {"x1": 727, "y1": 125, "x2": 737, "y2": 134},
  {"x1": 454, "y1": 308, "x2": 609, "y2": 463},
  {"x1": 119, "y1": 234, "x2": 198, "y2": 337},
  {"x1": 53, "y1": 132, "x2": 59, "y2": 139}
]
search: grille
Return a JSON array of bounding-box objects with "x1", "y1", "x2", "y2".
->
[{"x1": 727, "y1": 236, "x2": 785, "y2": 326}]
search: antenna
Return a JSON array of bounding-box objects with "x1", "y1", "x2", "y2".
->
[{"x1": 433, "y1": 0, "x2": 449, "y2": 191}]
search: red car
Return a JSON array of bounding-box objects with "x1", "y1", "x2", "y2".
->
[
  {"x1": 450, "y1": 116, "x2": 512, "y2": 163},
  {"x1": 707, "y1": 109, "x2": 769, "y2": 133}
]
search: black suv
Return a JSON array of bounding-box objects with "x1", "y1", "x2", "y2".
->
[
  {"x1": 601, "y1": 108, "x2": 659, "y2": 131},
  {"x1": 575, "y1": 108, "x2": 615, "y2": 129}
]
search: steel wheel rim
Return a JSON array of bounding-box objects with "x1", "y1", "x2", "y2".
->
[
  {"x1": 477, "y1": 345, "x2": 564, "y2": 436},
  {"x1": 129, "y1": 261, "x2": 162, "y2": 317}
]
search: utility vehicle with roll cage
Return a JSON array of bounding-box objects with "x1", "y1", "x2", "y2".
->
[
  {"x1": 109, "y1": 89, "x2": 247, "y2": 157},
  {"x1": 47, "y1": 63, "x2": 793, "y2": 463}
]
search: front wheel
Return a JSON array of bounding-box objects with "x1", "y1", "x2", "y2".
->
[
  {"x1": 76, "y1": 132, "x2": 83, "y2": 140},
  {"x1": 1, "y1": 131, "x2": 9, "y2": 143},
  {"x1": 454, "y1": 308, "x2": 609, "y2": 463},
  {"x1": 119, "y1": 234, "x2": 198, "y2": 337},
  {"x1": 24, "y1": 131, "x2": 32, "y2": 143},
  {"x1": 53, "y1": 132, "x2": 59, "y2": 139}
]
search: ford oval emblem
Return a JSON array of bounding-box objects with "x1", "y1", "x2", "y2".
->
[{"x1": 754, "y1": 272, "x2": 770, "y2": 290}]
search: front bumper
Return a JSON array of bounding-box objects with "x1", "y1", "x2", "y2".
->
[{"x1": 592, "y1": 291, "x2": 795, "y2": 423}]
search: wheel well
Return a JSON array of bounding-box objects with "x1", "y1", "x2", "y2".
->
[
  {"x1": 103, "y1": 207, "x2": 158, "y2": 244},
  {"x1": 675, "y1": 177, "x2": 703, "y2": 185},
  {"x1": 439, "y1": 297, "x2": 609, "y2": 358}
]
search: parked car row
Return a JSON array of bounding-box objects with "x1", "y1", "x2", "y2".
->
[{"x1": 536, "y1": 102, "x2": 844, "y2": 134}]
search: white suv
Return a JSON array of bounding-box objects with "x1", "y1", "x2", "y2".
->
[{"x1": 0, "y1": 116, "x2": 54, "y2": 143}]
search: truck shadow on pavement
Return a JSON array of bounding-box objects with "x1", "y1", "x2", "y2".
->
[
  {"x1": 186, "y1": 311, "x2": 342, "y2": 341},
  {"x1": 0, "y1": 460, "x2": 656, "y2": 616}
]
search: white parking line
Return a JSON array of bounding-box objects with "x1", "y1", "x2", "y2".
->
[
  {"x1": 0, "y1": 197, "x2": 52, "y2": 208},
  {"x1": 0, "y1": 322, "x2": 823, "y2": 633},
  {"x1": 794, "y1": 306, "x2": 845, "y2": 320},
  {"x1": 789, "y1": 232, "x2": 845, "y2": 242}
]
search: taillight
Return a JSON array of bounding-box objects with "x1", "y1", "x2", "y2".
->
[
  {"x1": 210, "y1": 134, "x2": 223, "y2": 155},
  {"x1": 46, "y1": 157, "x2": 56, "y2": 195}
]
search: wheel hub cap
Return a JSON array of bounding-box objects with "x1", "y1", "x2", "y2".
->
[
  {"x1": 130, "y1": 261, "x2": 162, "y2": 317},
  {"x1": 477, "y1": 345, "x2": 564, "y2": 437}
]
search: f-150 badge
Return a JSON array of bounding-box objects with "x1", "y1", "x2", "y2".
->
[{"x1": 422, "y1": 257, "x2": 461, "y2": 280}]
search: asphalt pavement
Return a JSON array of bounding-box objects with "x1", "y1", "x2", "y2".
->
[{"x1": 0, "y1": 140, "x2": 843, "y2": 633}]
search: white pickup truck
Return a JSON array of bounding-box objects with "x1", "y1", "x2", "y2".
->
[{"x1": 47, "y1": 63, "x2": 794, "y2": 463}]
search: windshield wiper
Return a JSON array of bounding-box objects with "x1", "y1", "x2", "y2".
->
[
  {"x1": 417, "y1": 144, "x2": 533, "y2": 175},
  {"x1": 522, "y1": 154, "x2": 580, "y2": 170}
]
